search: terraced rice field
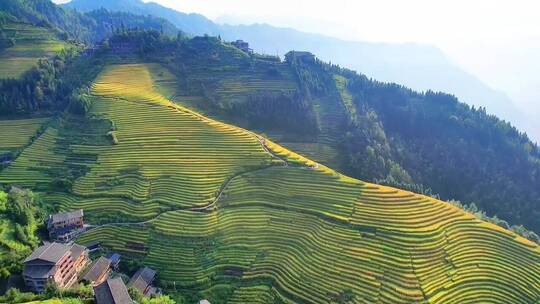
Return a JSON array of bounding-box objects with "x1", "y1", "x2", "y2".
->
[
  {"x1": 3, "y1": 63, "x2": 540, "y2": 303},
  {"x1": 0, "y1": 117, "x2": 49, "y2": 154},
  {"x1": 1, "y1": 63, "x2": 274, "y2": 217},
  {"x1": 0, "y1": 22, "x2": 67, "y2": 79}
]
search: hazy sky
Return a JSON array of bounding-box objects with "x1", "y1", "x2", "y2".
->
[
  {"x1": 55, "y1": 0, "x2": 539, "y2": 129},
  {"x1": 145, "y1": 0, "x2": 540, "y2": 117}
]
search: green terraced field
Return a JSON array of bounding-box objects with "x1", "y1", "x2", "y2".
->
[
  {"x1": 0, "y1": 117, "x2": 49, "y2": 154},
  {"x1": 0, "y1": 22, "x2": 68, "y2": 79},
  {"x1": 2, "y1": 63, "x2": 540, "y2": 303}
]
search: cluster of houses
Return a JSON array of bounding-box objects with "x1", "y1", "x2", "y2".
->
[{"x1": 21, "y1": 209, "x2": 158, "y2": 304}]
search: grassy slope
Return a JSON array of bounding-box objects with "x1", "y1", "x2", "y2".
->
[
  {"x1": 164, "y1": 42, "x2": 343, "y2": 170},
  {"x1": 0, "y1": 117, "x2": 49, "y2": 265},
  {"x1": 1, "y1": 63, "x2": 540, "y2": 303},
  {"x1": 0, "y1": 117, "x2": 49, "y2": 154},
  {"x1": 0, "y1": 21, "x2": 67, "y2": 79}
]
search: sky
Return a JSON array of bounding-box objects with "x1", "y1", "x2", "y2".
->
[{"x1": 55, "y1": 0, "x2": 539, "y2": 137}]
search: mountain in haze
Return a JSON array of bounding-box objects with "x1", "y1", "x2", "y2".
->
[
  {"x1": 64, "y1": 0, "x2": 219, "y2": 36},
  {"x1": 62, "y1": 0, "x2": 532, "y2": 142}
]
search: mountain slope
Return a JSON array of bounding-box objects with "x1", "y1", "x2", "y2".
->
[
  {"x1": 65, "y1": 0, "x2": 218, "y2": 36},
  {"x1": 143, "y1": 36, "x2": 540, "y2": 236},
  {"x1": 1, "y1": 62, "x2": 539, "y2": 303},
  {"x1": 0, "y1": 0, "x2": 178, "y2": 43},
  {"x1": 0, "y1": 17, "x2": 69, "y2": 79},
  {"x1": 61, "y1": 0, "x2": 529, "y2": 141}
]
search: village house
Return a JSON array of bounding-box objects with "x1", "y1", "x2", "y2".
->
[
  {"x1": 94, "y1": 277, "x2": 133, "y2": 304},
  {"x1": 108, "y1": 253, "x2": 121, "y2": 271},
  {"x1": 0, "y1": 153, "x2": 12, "y2": 165},
  {"x1": 82, "y1": 256, "x2": 112, "y2": 285},
  {"x1": 47, "y1": 209, "x2": 84, "y2": 242},
  {"x1": 128, "y1": 266, "x2": 156, "y2": 296},
  {"x1": 287, "y1": 51, "x2": 316, "y2": 62},
  {"x1": 23, "y1": 242, "x2": 89, "y2": 293},
  {"x1": 232, "y1": 39, "x2": 253, "y2": 53}
]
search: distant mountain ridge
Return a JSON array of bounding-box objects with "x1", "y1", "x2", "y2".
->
[
  {"x1": 63, "y1": 0, "x2": 531, "y2": 141},
  {"x1": 65, "y1": 0, "x2": 218, "y2": 36},
  {"x1": 0, "y1": 0, "x2": 178, "y2": 42}
]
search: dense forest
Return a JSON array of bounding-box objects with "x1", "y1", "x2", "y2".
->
[{"x1": 287, "y1": 56, "x2": 540, "y2": 234}]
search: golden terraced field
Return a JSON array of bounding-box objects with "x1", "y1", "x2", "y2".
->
[{"x1": 1, "y1": 64, "x2": 539, "y2": 303}]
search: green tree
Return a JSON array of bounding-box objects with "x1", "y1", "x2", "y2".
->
[
  {"x1": 141, "y1": 295, "x2": 177, "y2": 304},
  {"x1": 0, "y1": 190, "x2": 7, "y2": 212}
]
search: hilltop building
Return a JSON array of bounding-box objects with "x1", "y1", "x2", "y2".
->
[
  {"x1": 94, "y1": 277, "x2": 132, "y2": 304},
  {"x1": 23, "y1": 242, "x2": 88, "y2": 293},
  {"x1": 232, "y1": 40, "x2": 253, "y2": 53},
  {"x1": 82, "y1": 256, "x2": 112, "y2": 285},
  {"x1": 285, "y1": 51, "x2": 316, "y2": 63},
  {"x1": 47, "y1": 209, "x2": 84, "y2": 242},
  {"x1": 128, "y1": 266, "x2": 156, "y2": 296}
]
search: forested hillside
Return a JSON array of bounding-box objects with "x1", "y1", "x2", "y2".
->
[
  {"x1": 0, "y1": 0, "x2": 178, "y2": 43},
  {"x1": 0, "y1": 0, "x2": 180, "y2": 114},
  {"x1": 135, "y1": 35, "x2": 540, "y2": 236}
]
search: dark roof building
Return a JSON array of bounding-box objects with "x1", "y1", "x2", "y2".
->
[
  {"x1": 23, "y1": 242, "x2": 89, "y2": 293},
  {"x1": 47, "y1": 209, "x2": 85, "y2": 242},
  {"x1": 94, "y1": 277, "x2": 132, "y2": 304},
  {"x1": 49, "y1": 209, "x2": 83, "y2": 224},
  {"x1": 128, "y1": 267, "x2": 156, "y2": 296},
  {"x1": 82, "y1": 256, "x2": 111, "y2": 285},
  {"x1": 285, "y1": 51, "x2": 316, "y2": 63},
  {"x1": 108, "y1": 253, "x2": 121, "y2": 269},
  {"x1": 232, "y1": 40, "x2": 253, "y2": 53},
  {"x1": 23, "y1": 242, "x2": 71, "y2": 264}
]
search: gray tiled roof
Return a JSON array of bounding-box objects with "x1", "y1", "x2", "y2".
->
[
  {"x1": 128, "y1": 267, "x2": 156, "y2": 293},
  {"x1": 94, "y1": 277, "x2": 132, "y2": 304},
  {"x1": 71, "y1": 243, "x2": 87, "y2": 260},
  {"x1": 24, "y1": 242, "x2": 71, "y2": 264},
  {"x1": 83, "y1": 257, "x2": 111, "y2": 282},
  {"x1": 49, "y1": 209, "x2": 84, "y2": 224},
  {"x1": 22, "y1": 265, "x2": 57, "y2": 279}
]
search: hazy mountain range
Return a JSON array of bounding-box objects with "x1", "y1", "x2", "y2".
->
[{"x1": 63, "y1": 0, "x2": 536, "y2": 142}]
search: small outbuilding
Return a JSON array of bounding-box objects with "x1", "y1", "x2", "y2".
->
[
  {"x1": 128, "y1": 266, "x2": 156, "y2": 296},
  {"x1": 232, "y1": 40, "x2": 253, "y2": 53},
  {"x1": 108, "y1": 253, "x2": 121, "y2": 270},
  {"x1": 82, "y1": 256, "x2": 111, "y2": 285},
  {"x1": 94, "y1": 277, "x2": 132, "y2": 304}
]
